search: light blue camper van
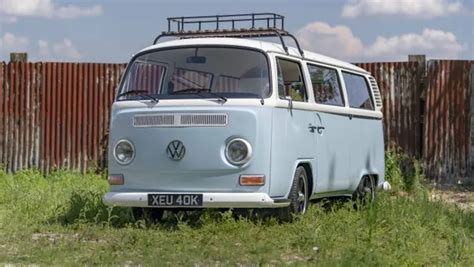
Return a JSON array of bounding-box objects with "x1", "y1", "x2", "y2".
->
[{"x1": 103, "y1": 14, "x2": 389, "y2": 220}]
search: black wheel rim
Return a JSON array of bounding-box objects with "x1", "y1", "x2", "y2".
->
[
  {"x1": 361, "y1": 176, "x2": 374, "y2": 201},
  {"x1": 297, "y1": 174, "x2": 308, "y2": 213}
]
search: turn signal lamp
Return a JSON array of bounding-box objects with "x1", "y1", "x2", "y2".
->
[
  {"x1": 239, "y1": 175, "x2": 265, "y2": 186},
  {"x1": 108, "y1": 174, "x2": 124, "y2": 185}
]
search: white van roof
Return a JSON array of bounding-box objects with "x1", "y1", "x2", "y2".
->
[{"x1": 138, "y1": 38, "x2": 369, "y2": 74}]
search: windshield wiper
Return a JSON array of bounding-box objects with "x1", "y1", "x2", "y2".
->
[
  {"x1": 117, "y1": 90, "x2": 159, "y2": 103},
  {"x1": 171, "y1": 88, "x2": 227, "y2": 102}
]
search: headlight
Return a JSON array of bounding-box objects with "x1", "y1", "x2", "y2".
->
[
  {"x1": 225, "y1": 138, "x2": 252, "y2": 165},
  {"x1": 114, "y1": 139, "x2": 135, "y2": 165}
]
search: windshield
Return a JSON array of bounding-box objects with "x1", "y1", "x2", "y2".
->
[{"x1": 118, "y1": 47, "x2": 270, "y2": 100}]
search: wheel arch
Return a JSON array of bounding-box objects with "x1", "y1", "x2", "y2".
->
[
  {"x1": 294, "y1": 160, "x2": 315, "y2": 198},
  {"x1": 354, "y1": 171, "x2": 380, "y2": 192}
]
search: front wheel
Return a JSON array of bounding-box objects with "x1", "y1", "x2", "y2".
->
[{"x1": 278, "y1": 166, "x2": 309, "y2": 221}]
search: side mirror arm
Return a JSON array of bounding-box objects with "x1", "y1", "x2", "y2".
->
[{"x1": 284, "y1": 96, "x2": 293, "y2": 110}]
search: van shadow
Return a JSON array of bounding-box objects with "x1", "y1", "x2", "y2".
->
[
  {"x1": 50, "y1": 189, "x2": 355, "y2": 230},
  {"x1": 310, "y1": 196, "x2": 353, "y2": 212}
]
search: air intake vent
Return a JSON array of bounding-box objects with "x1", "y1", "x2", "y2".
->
[
  {"x1": 133, "y1": 113, "x2": 227, "y2": 127},
  {"x1": 368, "y1": 76, "x2": 383, "y2": 110},
  {"x1": 181, "y1": 114, "x2": 227, "y2": 126},
  {"x1": 134, "y1": 114, "x2": 174, "y2": 127}
]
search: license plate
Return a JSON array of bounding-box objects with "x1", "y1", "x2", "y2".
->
[{"x1": 147, "y1": 194, "x2": 203, "y2": 207}]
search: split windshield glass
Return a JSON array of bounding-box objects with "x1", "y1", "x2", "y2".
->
[{"x1": 117, "y1": 47, "x2": 270, "y2": 101}]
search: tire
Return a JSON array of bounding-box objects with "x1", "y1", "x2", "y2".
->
[
  {"x1": 132, "y1": 208, "x2": 164, "y2": 223},
  {"x1": 353, "y1": 175, "x2": 376, "y2": 204},
  {"x1": 278, "y1": 166, "x2": 309, "y2": 221}
]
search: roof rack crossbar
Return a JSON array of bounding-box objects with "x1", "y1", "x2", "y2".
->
[{"x1": 153, "y1": 13, "x2": 304, "y2": 57}]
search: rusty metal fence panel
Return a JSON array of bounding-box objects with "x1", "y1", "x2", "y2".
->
[
  {"x1": 424, "y1": 60, "x2": 472, "y2": 181},
  {"x1": 0, "y1": 62, "x2": 126, "y2": 173},
  {"x1": 356, "y1": 62, "x2": 423, "y2": 158}
]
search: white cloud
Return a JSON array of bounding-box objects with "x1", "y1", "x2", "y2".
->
[
  {"x1": 52, "y1": 39, "x2": 81, "y2": 60},
  {"x1": 365, "y1": 29, "x2": 465, "y2": 60},
  {"x1": 55, "y1": 4, "x2": 103, "y2": 19},
  {"x1": 296, "y1": 22, "x2": 364, "y2": 60},
  {"x1": 0, "y1": 32, "x2": 30, "y2": 54},
  {"x1": 295, "y1": 22, "x2": 465, "y2": 61},
  {"x1": 342, "y1": 0, "x2": 463, "y2": 18},
  {"x1": 0, "y1": 0, "x2": 103, "y2": 20},
  {"x1": 1, "y1": 34, "x2": 82, "y2": 62},
  {"x1": 35, "y1": 39, "x2": 82, "y2": 61},
  {"x1": 37, "y1": 40, "x2": 51, "y2": 58}
]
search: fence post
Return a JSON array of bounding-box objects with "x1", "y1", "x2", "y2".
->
[
  {"x1": 408, "y1": 55, "x2": 427, "y2": 159},
  {"x1": 10, "y1": 53, "x2": 28, "y2": 63},
  {"x1": 470, "y1": 62, "x2": 474, "y2": 180}
]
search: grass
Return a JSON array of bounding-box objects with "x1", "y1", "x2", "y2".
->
[{"x1": 0, "y1": 163, "x2": 473, "y2": 265}]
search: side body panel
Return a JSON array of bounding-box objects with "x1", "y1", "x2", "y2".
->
[
  {"x1": 313, "y1": 111, "x2": 350, "y2": 193},
  {"x1": 347, "y1": 116, "x2": 385, "y2": 191},
  {"x1": 269, "y1": 107, "x2": 316, "y2": 198},
  {"x1": 267, "y1": 52, "x2": 385, "y2": 199}
]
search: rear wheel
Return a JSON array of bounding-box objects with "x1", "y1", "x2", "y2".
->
[
  {"x1": 132, "y1": 208, "x2": 164, "y2": 223},
  {"x1": 278, "y1": 166, "x2": 309, "y2": 221},
  {"x1": 353, "y1": 175, "x2": 376, "y2": 204}
]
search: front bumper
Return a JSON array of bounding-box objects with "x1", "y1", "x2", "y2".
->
[{"x1": 103, "y1": 192, "x2": 290, "y2": 208}]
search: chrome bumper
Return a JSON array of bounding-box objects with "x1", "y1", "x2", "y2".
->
[{"x1": 102, "y1": 192, "x2": 290, "y2": 208}]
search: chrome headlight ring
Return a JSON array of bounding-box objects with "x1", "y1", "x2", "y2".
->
[
  {"x1": 113, "y1": 139, "x2": 135, "y2": 165},
  {"x1": 225, "y1": 138, "x2": 252, "y2": 166}
]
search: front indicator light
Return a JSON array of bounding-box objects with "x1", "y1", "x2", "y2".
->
[
  {"x1": 240, "y1": 175, "x2": 265, "y2": 186},
  {"x1": 108, "y1": 174, "x2": 124, "y2": 185}
]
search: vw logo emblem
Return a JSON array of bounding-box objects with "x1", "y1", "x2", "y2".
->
[{"x1": 166, "y1": 140, "x2": 186, "y2": 160}]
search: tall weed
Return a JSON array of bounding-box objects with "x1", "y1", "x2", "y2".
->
[{"x1": 385, "y1": 149, "x2": 426, "y2": 195}]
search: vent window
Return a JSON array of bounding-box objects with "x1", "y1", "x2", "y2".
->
[{"x1": 368, "y1": 76, "x2": 383, "y2": 110}]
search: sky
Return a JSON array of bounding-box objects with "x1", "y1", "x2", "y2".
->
[{"x1": 0, "y1": 0, "x2": 473, "y2": 63}]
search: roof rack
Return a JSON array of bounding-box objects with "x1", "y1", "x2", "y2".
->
[{"x1": 152, "y1": 13, "x2": 304, "y2": 57}]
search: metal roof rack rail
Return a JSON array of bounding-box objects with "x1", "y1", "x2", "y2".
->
[{"x1": 152, "y1": 13, "x2": 304, "y2": 57}]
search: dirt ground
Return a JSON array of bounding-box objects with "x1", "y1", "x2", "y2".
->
[{"x1": 429, "y1": 185, "x2": 474, "y2": 211}]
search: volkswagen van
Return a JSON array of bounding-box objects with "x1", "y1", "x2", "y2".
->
[{"x1": 102, "y1": 14, "x2": 389, "y2": 220}]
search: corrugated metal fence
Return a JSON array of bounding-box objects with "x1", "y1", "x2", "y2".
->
[
  {"x1": 0, "y1": 60, "x2": 472, "y2": 181},
  {"x1": 423, "y1": 60, "x2": 472, "y2": 181},
  {"x1": 357, "y1": 62, "x2": 423, "y2": 158},
  {"x1": 0, "y1": 62, "x2": 125, "y2": 173}
]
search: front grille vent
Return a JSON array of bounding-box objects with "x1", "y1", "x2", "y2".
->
[
  {"x1": 133, "y1": 114, "x2": 174, "y2": 127},
  {"x1": 368, "y1": 76, "x2": 383, "y2": 110},
  {"x1": 180, "y1": 114, "x2": 227, "y2": 126},
  {"x1": 133, "y1": 113, "x2": 228, "y2": 127}
]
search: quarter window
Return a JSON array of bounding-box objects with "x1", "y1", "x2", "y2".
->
[
  {"x1": 307, "y1": 64, "x2": 344, "y2": 106},
  {"x1": 276, "y1": 58, "x2": 307, "y2": 102},
  {"x1": 342, "y1": 72, "x2": 374, "y2": 110}
]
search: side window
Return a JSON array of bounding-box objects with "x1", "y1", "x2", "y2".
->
[
  {"x1": 276, "y1": 58, "x2": 307, "y2": 102},
  {"x1": 342, "y1": 72, "x2": 374, "y2": 110},
  {"x1": 307, "y1": 64, "x2": 344, "y2": 106}
]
